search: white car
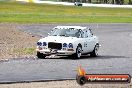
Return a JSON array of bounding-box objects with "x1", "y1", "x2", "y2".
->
[{"x1": 36, "y1": 26, "x2": 100, "y2": 59}]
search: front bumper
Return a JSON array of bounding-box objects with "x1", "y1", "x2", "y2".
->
[{"x1": 36, "y1": 49, "x2": 75, "y2": 56}]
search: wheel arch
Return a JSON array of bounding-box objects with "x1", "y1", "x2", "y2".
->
[
  {"x1": 78, "y1": 43, "x2": 82, "y2": 49},
  {"x1": 93, "y1": 42, "x2": 99, "y2": 51},
  {"x1": 95, "y1": 43, "x2": 99, "y2": 46},
  {"x1": 75, "y1": 43, "x2": 83, "y2": 53}
]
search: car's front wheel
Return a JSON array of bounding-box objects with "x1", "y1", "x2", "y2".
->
[
  {"x1": 37, "y1": 52, "x2": 46, "y2": 59},
  {"x1": 90, "y1": 44, "x2": 99, "y2": 57},
  {"x1": 72, "y1": 46, "x2": 82, "y2": 59}
]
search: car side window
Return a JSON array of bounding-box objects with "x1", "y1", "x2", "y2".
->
[
  {"x1": 84, "y1": 29, "x2": 93, "y2": 38},
  {"x1": 75, "y1": 29, "x2": 84, "y2": 38},
  {"x1": 80, "y1": 30, "x2": 84, "y2": 38}
]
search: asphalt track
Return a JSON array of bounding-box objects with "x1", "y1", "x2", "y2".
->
[{"x1": 0, "y1": 23, "x2": 132, "y2": 83}]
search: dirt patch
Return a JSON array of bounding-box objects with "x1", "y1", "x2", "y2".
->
[{"x1": 0, "y1": 23, "x2": 39, "y2": 60}]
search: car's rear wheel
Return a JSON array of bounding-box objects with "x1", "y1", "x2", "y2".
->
[
  {"x1": 90, "y1": 44, "x2": 99, "y2": 57},
  {"x1": 37, "y1": 52, "x2": 46, "y2": 59}
]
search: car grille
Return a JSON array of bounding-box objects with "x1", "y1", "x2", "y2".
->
[{"x1": 48, "y1": 42, "x2": 62, "y2": 50}]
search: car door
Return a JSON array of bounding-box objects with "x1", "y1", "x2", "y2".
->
[
  {"x1": 75, "y1": 29, "x2": 88, "y2": 54},
  {"x1": 84, "y1": 29, "x2": 95, "y2": 53}
]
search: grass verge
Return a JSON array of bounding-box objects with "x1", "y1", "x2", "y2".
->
[
  {"x1": 0, "y1": 2, "x2": 132, "y2": 23},
  {"x1": 14, "y1": 48, "x2": 36, "y2": 55}
]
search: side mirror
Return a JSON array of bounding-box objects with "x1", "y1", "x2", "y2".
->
[{"x1": 89, "y1": 28, "x2": 92, "y2": 31}]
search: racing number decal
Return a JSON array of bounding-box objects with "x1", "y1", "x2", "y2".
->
[{"x1": 84, "y1": 42, "x2": 87, "y2": 47}]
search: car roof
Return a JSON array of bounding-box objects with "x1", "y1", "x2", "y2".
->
[{"x1": 54, "y1": 26, "x2": 87, "y2": 30}]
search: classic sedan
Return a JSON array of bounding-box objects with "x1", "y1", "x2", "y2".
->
[{"x1": 36, "y1": 26, "x2": 100, "y2": 59}]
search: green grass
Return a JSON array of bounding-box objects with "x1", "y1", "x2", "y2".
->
[
  {"x1": 14, "y1": 48, "x2": 36, "y2": 55},
  {"x1": 0, "y1": 2, "x2": 132, "y2": 23},
  {"x1": 23, "y1": 48, "x2": 35, "y2": 55}
]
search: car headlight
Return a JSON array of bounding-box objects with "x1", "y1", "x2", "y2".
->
[
  {"x1": 43, "y1": 42, "x2": 47, "y2": 46},
  {"x1": 37, "y1": 42, "x2": 42, "y2": 46},
  {"x1": 68, "y1": 43, "x2": 73, "y2": 48},
  {"x1": 63, "y1": 43, "x2": 67, "y2": 47}
]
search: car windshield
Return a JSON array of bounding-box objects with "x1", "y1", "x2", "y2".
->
[{"x1": 50, "y1": 28, "x2": 82, "y2": 38}]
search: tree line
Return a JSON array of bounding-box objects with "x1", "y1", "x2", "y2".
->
[{"x1": 61, "y1": 0, "x2": 132, "y2": 5}]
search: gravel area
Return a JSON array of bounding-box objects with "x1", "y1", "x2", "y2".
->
[{"x1": 0, "y1": 23, "x2": 39, "y2": 60}]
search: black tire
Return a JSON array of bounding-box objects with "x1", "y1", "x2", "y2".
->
[
  {"x1": 90, "y1": 44, "x2": 99, "y2": 57},
  {"x1": 72, "y1": 46, "x2": 82, "y2": 59},
  {"x1": 76, "y1": 76, "x2": 86, "y2": 85},
  {"x1": 37, "y1": 52, "x2": 46, "y2": 59}
]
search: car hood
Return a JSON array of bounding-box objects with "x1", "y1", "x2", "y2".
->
[{"x1": 38, "y1": 36, "x2": 78, "y2": 43}]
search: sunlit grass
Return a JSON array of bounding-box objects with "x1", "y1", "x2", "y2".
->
[
  {"x1": 0, "y1": 2, "x2": 132, "y2": 23},
  {"x1": 14, "y1": 48, "x2": 36, "y2": 55}
]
